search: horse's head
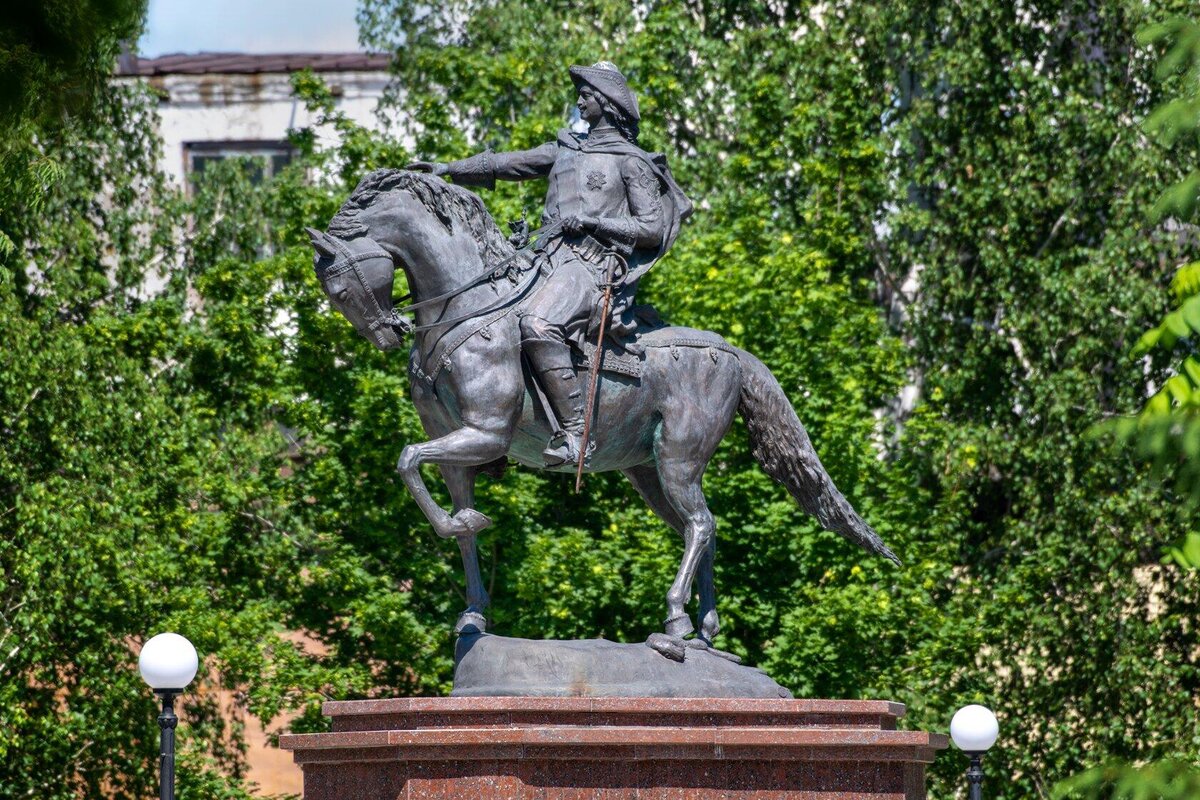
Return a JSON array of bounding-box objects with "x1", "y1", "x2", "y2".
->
[{"x1": 306, "y1": 227, "x2": 410, "y2": 351}]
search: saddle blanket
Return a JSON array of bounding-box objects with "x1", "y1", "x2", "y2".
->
[{"x1": 571, "y1": 327, "x2": 740, "y2": 380}]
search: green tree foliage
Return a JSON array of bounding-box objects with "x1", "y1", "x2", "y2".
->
[
  {"x1": 5, "y1": 1, "x2": 1200, "y2": 798},
  {"x1": 1109, "y1": 18, "x2": 1200, "y2": 540},
  {"x1": 1049, "y1": 16, "x2": 1200, "y2": 799},
  {"x1": 0, "y1": 86, "x2": 309, "y2": 799},
  {"x1": 0, "y1": 8, "x2": 369, "y2": 795},
  {"x1": 1055, "y1": 760, "x2": 1200, "y2": 799},
  {"x1": 0, "y1": 1, "x2": 147, "y2": 256},
  {"x1": 353, "y1": 0, "x2": 1200, "y2": 795}
]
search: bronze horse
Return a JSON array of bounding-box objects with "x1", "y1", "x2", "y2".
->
[{"x1": 308, "y1": 169, "x2": 897, "y2": 655}]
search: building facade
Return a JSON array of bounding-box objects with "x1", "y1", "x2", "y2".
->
[{"x1": 115, "y1": 52, "x2": 396, "y2": 188}]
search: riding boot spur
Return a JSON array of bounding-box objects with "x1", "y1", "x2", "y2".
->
[{"x1": 521, "y1": 335, "x2": 589, "y2": 466}]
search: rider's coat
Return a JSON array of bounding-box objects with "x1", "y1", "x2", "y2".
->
[
  {"x1": 448, "y1": 125, "x2": 665, "y2": 259},
  {"x1": 446, "y1": 125, "x2": 690, "y2": 345}
]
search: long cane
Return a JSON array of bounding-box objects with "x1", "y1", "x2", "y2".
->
[{"x1": 575, "y1": 256, "x2": 619, "y2": 493}]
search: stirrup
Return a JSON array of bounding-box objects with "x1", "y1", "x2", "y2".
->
[{"x1": 542, "y1": 430, "x2": 593, "y2": 467}]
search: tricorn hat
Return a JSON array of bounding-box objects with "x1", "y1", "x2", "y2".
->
[{"x1": 569, "y1": 61, "x2": 640, "y2": 123}]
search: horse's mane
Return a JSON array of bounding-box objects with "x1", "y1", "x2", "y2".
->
[{"x1": 328, "y1": 169, "x2": 512, "y2": 266}]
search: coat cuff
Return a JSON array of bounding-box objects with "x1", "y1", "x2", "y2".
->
[
  {"x1": 592, "y1": 217, "x2": 636, "y2": 257},
  {"x1": 445, "y1": 150, "x2": 495, "y2": 189}
]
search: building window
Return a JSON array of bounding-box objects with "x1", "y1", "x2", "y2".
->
[{"x1": 184, "y1": 140, "x2": 293, "y2": 185}]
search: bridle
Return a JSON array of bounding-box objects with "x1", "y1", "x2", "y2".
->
[{"x1": 317, "y1": 236, "x2": 412, "y2": 349}]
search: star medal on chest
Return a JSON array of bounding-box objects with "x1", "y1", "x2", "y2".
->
[{"x1": 586, "y1": 170, "x2": 607, "y2": 191}]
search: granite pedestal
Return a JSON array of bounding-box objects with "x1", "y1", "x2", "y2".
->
[{"x1": 280, "y1": 697, "x2": 948, "y2": 798}]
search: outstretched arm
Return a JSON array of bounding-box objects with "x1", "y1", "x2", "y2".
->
[{"x1": 433, "y1": 143, "x2": 557, "y2": 189}]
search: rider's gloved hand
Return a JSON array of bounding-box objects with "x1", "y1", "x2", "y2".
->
[
  {"x1": 405, "y1": 161, "x2": 449, "y2": 176},
  {"x1": 561, "y1": 214, "x2": 597, "y2": 236}
]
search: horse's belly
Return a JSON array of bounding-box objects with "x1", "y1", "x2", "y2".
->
[{"x1": 508, "y1": 373, "x2": 658, "y2": 473}]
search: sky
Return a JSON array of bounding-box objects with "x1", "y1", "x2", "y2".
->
[{"x1": 139, "y1": 0, "x2": 362, "y2": 56}]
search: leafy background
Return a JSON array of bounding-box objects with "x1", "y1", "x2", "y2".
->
[{"x1": 2, "y1": 1, "x2": 1200, "y2": 798}]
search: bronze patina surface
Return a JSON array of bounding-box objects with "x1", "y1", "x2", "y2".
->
[{"x1": 307, "y1": 61, "x2": 898, "y2": 674}]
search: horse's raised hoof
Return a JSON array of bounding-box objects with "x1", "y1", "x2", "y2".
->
[
  {"x1": 646, "y1": 632, "x2": 686, "y2": 662},
  {"x1": 664, "y1": 613, "x2": 694, "y2": 638},
  {"x1": 455, "y1": 610, "x2": 488, "y2": 635},
  {"x1": 453, "y1": 508, "x2": 493, "y2": 534},
  {"x1": 432, "y1": 508, "x2": 493, "y2": 539}
]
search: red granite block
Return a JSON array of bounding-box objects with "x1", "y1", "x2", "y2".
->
[
  {"x1": 282, "y1": 697, "x2": 946, "y2": 798},
  {"x1": 637, "y1": 758, "x2": 730, "y2": 799},
  {"x1": 519, "y1": 759, "x2": 641, "y2": 798},
  {"x1": 404, "y1": 759, "x2": 521, "y2": 800},
  {"x1": 904, "y1": 762, "x2": 927, "y2": 800},
  {"x1": 300, "y1": 761, "x2": 407, "y2": 800}
]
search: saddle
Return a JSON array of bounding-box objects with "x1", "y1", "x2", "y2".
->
[{"x1": 570, "y1": 303, "x2": 664, "y2": 379}]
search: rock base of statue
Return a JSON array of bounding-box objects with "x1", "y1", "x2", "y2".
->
[
  {"x1": 452, "y1": 630, "x2": 792, "y2": 698},
  {"x1": 280, "y1": 697, "x2": 948, "y2": 799}
]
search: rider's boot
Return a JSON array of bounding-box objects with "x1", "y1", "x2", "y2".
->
[{"x1": 524, "y1": 339, "x2": 588, "y2": 466}]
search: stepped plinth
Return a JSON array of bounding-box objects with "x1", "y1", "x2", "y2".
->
[{"x1": 280, "y1": 696, "x2": 947, "y2": 798}]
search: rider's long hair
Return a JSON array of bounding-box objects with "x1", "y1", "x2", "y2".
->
[{"x1": 596, "y1": 95, "x2": 639, "y2": 143}]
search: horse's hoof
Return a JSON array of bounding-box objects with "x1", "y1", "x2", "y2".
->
[
  {"x1": 664, "y1": 613, "x2": 694, "y2": 638},
  {"x1": 646, "y1": 632, "x2": 686, "y2": 662},
  {"x1": 455, "y1": 611, "x2": 487, "y2": 635},
  {"x1": 433, "y1": 518, "x2": 469, "y2": 539},
  {"x1": 700, "y1": 610, "x2": 720, "y2": 642},
  {"x1": 683, "y1": 637, "x2": 743, "y2": 664},
  {"x1": 453, "y1": 508, "x2": 493, "y2": 534}
]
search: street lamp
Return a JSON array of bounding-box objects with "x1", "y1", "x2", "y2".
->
[
  {"x1": 950, "y1": 704, "x2": 999, "y2": 800},
  {"x1": 138, "y1": 633, "x2": 198, "y2": 800}
]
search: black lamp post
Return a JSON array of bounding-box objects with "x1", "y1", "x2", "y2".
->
[
  {"x1": 139, "y1": 633, "x2": 198, "y2": 800},
  {"x1": 950, "y1": 704, "x2": 999, "y2": 800}
]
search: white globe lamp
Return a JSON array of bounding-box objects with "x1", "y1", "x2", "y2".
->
[
  {"x1": 950, "y1": 704, "x2": 999, "y2": 753},
  {"x1": 139, "y1": 632, "x2": 198, "y2": 800},
  {"x1": 950, "y1": 704, "x2": 998, "y2": 800},
  {"x1": 138, "y1": 632, "x2": 198, "y2": 691}
]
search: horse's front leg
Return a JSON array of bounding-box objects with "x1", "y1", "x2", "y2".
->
[
  {"x1": 396, "y1": 425, "x2": 508, "y2": 538},
  {"x1": 397, "y1": 339, "x2": 523, "y2": 539},
  {"x1": 441, "y1": 464, "x2": 490, "y2": 634}
]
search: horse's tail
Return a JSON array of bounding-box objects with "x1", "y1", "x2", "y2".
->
[{"x1": 736, "y1": 349, "x2": 901, "y2": 566}]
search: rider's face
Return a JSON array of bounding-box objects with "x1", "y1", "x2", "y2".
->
[{"x1": 576, "y1": 85, "x2": 604, "y2": 126}]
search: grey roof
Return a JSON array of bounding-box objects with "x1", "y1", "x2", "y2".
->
[{"x1": 117, "y1": 52, "x2": 392, "y2": 76}]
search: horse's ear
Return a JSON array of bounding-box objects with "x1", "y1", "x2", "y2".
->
[{"x1": 305, "y1": 226, "x2": 337, "y2": 257}]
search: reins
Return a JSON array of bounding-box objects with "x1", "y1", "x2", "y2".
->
[
  {"x1": 411, "y1": 259, "x2": 542, "y2": 334},
  {"x1": 321, "y1": 220, "x2": 561, "y2": 344},
  {"x1": 398, "y1": 220, "x2": 562, "y2": 331}
]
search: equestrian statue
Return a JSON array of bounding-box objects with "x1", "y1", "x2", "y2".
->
[{"x1": 306, "y1": 62, "x2": 899, "y2": 661}]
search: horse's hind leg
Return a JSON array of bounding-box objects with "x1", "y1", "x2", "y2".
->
[
  {"x1": 657, "y1": 460, "x2": 713, "y2": 640},
  {"x1": 623, "y1": 464, "x2": 719, "y2": 644},
  {"x1": 653, "y1": 351, "x2": 741, "y2": 644}
]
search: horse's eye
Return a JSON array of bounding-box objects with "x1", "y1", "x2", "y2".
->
[{"x1": 337, "y1": 289, "x2": 350, "y2": 301}]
